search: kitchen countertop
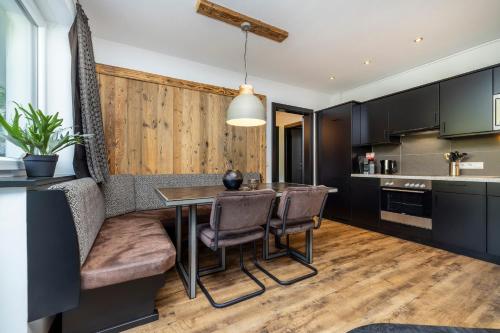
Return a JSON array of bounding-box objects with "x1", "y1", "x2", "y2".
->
[{"x1": 351, "y1": 173, "x2": 500, "y2": 183}]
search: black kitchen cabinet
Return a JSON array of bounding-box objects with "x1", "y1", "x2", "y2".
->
[
  {"x1": 432, "y1": 181, "x2": 487, "y2": 253},
  {"x1": 487, "y1": 183, "x2": 500, "y2": 256},
  {"x1": 364, "y1": 97, "x2": 391, "y2": 144},
  {"x1": 351, "y1": 177, "x2": 380, "y2": 227},
  {"x1": 494, "y1": 67, "x2": 500, "y2": 94},
  {"x1": 389, "y1": 84, "x2": 439, "y2": 133},
  {"x1": 317, "y1": 103, "x2": 357, "y2": 221},
  {"x1": 351, "y1": 103, "x2": 361, "y2": 146},
  {"x1": 325, "y1": 178, "x2": 351, "y2": 221},
  {"x1": 440, "y1": 69, "x2": 493, "y2": 137}
]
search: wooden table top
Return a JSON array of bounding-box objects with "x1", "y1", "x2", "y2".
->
[{"x1": 156, "y1": 182, "x2": 337, "y2": 206}]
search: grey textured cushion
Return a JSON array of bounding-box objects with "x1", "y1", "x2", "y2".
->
[
  {"x1": 50, "y1": 178, "x2": 105, "y2": 266},
  {"x1": 134, "y1": 173, "x2": 262, "y2": 211},
  {"x1": 100, "y1": 174, "x2": 136, "y2": 218}
]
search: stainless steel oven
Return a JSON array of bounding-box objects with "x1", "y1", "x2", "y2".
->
[{"x1": 380, "y1": 178, "x2": 432, "y2": 230}]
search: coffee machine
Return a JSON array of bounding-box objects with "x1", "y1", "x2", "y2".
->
[{"x1": 380, "y1": 160, "x2": 398, "y2": 175}]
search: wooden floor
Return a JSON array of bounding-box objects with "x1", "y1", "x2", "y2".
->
[{"x1": 129, "y1": 221, "x2": 500, "y2": 333}]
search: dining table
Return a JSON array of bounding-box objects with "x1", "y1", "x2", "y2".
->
[{"x1": 155, "y1": 182, "x2": 338, "y2": 299}]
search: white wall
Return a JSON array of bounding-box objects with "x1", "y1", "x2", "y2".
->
[
  {"x1": 0, "y1": 188, "x2": 27, "y2": 333},
  {"x1": 330, "y1": 38, "x2": 500, "y2": 105},
  {"x1": 92, "y1": 37, "x2": 332, "y2": 181}
]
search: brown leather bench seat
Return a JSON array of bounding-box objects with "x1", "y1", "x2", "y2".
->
[{"x1": 81, "y1": 214, "x2": 176, "y2": 290}]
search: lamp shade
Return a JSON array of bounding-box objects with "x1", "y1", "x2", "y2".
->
[{"x1": 226, "y1": 84, "x2": 266, "y2": 127}]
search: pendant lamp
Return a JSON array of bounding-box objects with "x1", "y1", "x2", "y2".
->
[{"x1": 226, "y1": 22, "x2": 266, "y2": 127}]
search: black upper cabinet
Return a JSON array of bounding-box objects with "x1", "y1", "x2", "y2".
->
[
  {"x1": 389, "y1": 84, "x2": 439, "y2": 133},
  {"x1": 364, "y1": 97, "x2": 391, "y2": 144},
  {"x1": 440, "y1": 69, "x2": 493, "y2": 137},
  {"x1": 494, "y1": 67, "x2": 500, "y2": 95}
]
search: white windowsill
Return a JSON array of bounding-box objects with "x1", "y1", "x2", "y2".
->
[{"x1": 0, "y1": 157, "x2": 24, "y2": 174}]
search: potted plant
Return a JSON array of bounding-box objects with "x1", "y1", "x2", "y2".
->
[
  {"x1": 444, "y1": 151, "x2": 468, "y2": 177},
  {"x1": 0, "y1": 102, "x2": 90, "y2": 177}
]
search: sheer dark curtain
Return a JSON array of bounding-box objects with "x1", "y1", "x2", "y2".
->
[{"x1": 69, "y1": 3, "x2": 109, "y2": 183}]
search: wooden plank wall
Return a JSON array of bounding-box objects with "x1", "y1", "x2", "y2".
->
[{"x1": 96, "y1": 64, "x2": 266, "y2": 176}]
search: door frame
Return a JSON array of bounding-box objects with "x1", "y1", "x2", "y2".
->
[{"x1": 271, "y1": 102, "x2": 314, "y2": 183}]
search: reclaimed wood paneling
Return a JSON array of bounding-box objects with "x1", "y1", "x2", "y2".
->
[{"x1": 98, "y1": 64, "x2": 266, "y2": 176}]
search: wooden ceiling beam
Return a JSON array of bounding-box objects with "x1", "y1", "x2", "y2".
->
[{"x1": 195, "y1": 0, "x2": 288, "y2": 43}]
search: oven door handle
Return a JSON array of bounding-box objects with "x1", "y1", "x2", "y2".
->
[{"x1": 381, "y1": 188, "x2": 426, "y2": 194}]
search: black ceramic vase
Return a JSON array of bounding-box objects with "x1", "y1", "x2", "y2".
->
[
  {"x1": 222, "y1": 169, "x2": 243, "y2": 190},
  {"x1": 23, "y1": 154, "x2": 58, "y2": 177}
]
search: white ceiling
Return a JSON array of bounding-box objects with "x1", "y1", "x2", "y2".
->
[{"x1": 80, "y1": 0, "x2": 500, "y2": 94}]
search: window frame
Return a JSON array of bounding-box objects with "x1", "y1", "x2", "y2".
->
[{"x1": 0, "y1": 0, "x2": 45, "y2": 171}]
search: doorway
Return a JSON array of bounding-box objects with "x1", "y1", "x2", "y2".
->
[
  {"x1": 285, "y1": 124, "x2": 303, "y2": 183},
  {"x1": 272, "y1": 103, "x2": 313, "y2": 184}
]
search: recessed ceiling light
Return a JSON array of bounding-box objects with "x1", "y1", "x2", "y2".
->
[
  {"x1": 363, "y1": 60, "x2": 371, "y2": 65},
  {"x1": 329, "y1": 75, "x2": 336, "y2": 80},
  {"x1": 414, "y1": 37, "x2": 424, "y2": 43}
]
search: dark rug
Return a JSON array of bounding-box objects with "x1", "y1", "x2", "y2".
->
[{"x1": 348, "y1": 324, "x2": 500, "y2": 333}]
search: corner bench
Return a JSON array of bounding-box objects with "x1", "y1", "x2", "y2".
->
[
  {"x1": 50, "y1": 178, "x2": 175, "y2": 333},
  {"x1": 46, "y1": 172, "x2": 260, "y2": 332}
]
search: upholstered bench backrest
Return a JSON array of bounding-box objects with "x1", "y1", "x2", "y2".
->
[
  {"x1": 134, "y1": 173, "x2": 261, "y2": 211},
  {"x1": 50, "y1": 178, "x2": 105, "y2": 266}
]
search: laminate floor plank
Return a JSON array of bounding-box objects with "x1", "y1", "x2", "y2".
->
[{"x1": 127, "y1": 221, "x2": 500, "y2": 333}]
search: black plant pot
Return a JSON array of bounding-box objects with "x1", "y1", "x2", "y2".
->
[
  {"x1": 23, "y1": 154, "x2": 59, "y2": 177},
  {"x1": 222, "y1": 169, "x2": 243, "y2": 190}
]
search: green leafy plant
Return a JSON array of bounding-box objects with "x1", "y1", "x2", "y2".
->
[
  {"x1": 444, "y1": 151, "x2": 468, "y2": 162},
  {"x1": 0, "y1": 102, "x2": 90, "y2": 156}
]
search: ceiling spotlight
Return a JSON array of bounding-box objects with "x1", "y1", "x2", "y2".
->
[
  {"x1": 414, "y1": 37, "x2": 424, "y2": 43},
  {"x1": 329, "y1": 76, "x2": 336, "y2": 80},
  {"x1": 363, "y1": 60, "x2": 371, "y2": 65}
]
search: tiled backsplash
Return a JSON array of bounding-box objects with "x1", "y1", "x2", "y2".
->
[{"x1": 372, "y1": 132, "x2": 500, "y2": 176}]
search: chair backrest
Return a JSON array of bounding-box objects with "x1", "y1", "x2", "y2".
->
[
  {"x1": 210, "y1": 189, "x2": 275, "y2": 231},
  {"x1": 277, "y1": 186, "x2": 329, "y2": 222}
]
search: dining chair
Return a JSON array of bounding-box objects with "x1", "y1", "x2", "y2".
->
[
  {"x1": 254, "y1": 186, "x2": 329, "y2": 285},
  {"x1": 196, "y1": 189, "x2": 275, "y2": 308}
]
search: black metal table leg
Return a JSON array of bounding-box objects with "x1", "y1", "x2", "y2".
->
[
  {"x1": 187, "y1": 204, "x2": 198, "y2": 298},
  {"x1": 174, "y1": 204, "x2": 198, "y2": 299}
]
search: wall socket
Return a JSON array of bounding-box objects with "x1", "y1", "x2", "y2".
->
[{"x1": 460, "y1": 162, "x2": 484, "y2": 170}]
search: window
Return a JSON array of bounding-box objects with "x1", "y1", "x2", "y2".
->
[{"x1": 0, "y1": 0, "x2": 37, "y2": 158}]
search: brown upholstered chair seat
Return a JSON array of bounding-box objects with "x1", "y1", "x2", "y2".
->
[
  {"x1": 269, "y1": 217, "x2": 314, "y2": 236},
  {"x1": 81, "y1": 215, "x2": 176, "y2": 290},
  {"x1": 198, "y1": 223, "x2": 265, "y2": 248}
]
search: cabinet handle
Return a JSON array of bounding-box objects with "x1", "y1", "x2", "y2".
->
[{"x1": 442, "y1": 122, "x2": 446, "y2": 133}]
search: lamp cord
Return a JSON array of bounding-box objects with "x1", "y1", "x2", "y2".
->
[{"x1": 243, "y1": 30, "x2": 248, "y2": 85}]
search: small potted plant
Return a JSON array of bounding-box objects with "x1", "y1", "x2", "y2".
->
[
  {"x1": 0, "y1": 102, "x2": 90, "y2": 177},
  {"x1": 444, "y1": 151, "x2": 468, "y2": 177}
]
